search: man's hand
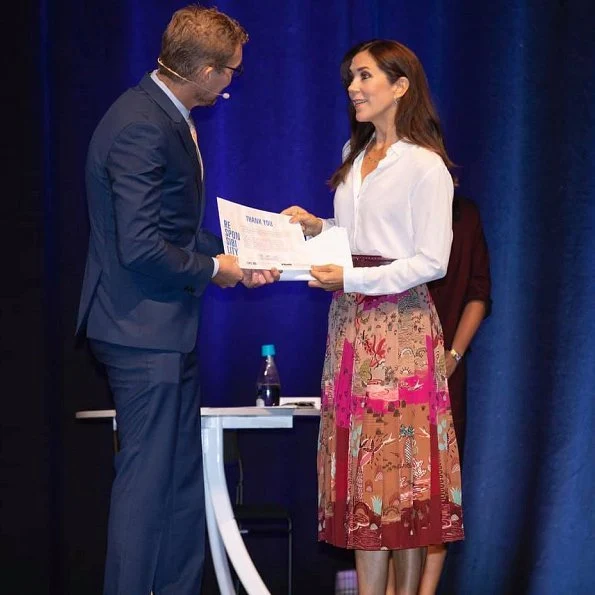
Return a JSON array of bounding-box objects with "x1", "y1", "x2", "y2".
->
[
  {"x1": 308, "y1": 264, "x2": 344, "y2": 291},
  {"x1": 241, "y1": 268, "x2": 281, "y2": 288},
  {"x1": 281, "y1": 206, "x2": 323, "y2": 237},
  {"x1": 212, "y1": 254, "x2": 244, "y2": 288}
]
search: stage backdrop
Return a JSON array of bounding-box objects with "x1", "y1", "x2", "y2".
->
[{"x1": 3, "y1": 0, "x2": 594, "y2": 593}]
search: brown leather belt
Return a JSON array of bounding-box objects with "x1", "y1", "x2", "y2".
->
[{"x1": 352, "y1": 255, "x2": 395, "y2": 268}]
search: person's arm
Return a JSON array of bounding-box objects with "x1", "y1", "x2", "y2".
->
[
  {"x1": 446, "y1": 204, "x2": 492, "y2": 377},
  {"x1": 107, "y1": 121, "x2": 219, "y2": 295},
  {"x1": 343, "y1": 163, "x2": 454, "y2": 295},
  {"x1": 195, "y1": 229, "x2": 277, "y2": 287},
  {"x1": 281, "y1": 206, "x2": 331, "y2": 237},
  {"x1": 446, "y1": 300, "x2": 487, "y2": 377},
  {"x1": 196, "y1": 228, "x2": 224, "y2": 256},
  {"x1": 195, "y1": 228, "x2": 223, "y2": 279}
]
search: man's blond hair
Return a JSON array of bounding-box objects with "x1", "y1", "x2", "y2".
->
[{"x1": 159, "y1": 5, "x2": 248, "y2": 79}]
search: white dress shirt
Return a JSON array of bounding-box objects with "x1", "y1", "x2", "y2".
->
[
  {"x1": 323, "y1": 139, "x2": 453, "y2": 296},
  {"x1": 150, "y1": 71, "x2": 218, "y2": 277}
]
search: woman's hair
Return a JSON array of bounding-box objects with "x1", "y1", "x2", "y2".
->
[
  {"x1": 329, "y1": 39, "x2": 454, "y2": 190},
  {"x1": 159, "y1": 5, "x2": 248, "y2": 80}
]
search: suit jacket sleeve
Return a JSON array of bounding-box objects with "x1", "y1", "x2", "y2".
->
[
  {"x1": 107, "y1": 120, "x2": 215, "y2": 295},
  {"x1": 196, "y1": 229, "x2": 224, "y2": 257}
]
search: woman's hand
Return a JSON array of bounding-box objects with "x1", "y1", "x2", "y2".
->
[
  {"x1": 281, "y1": 205, "x2": 323, "y2": 237},
  {"x1": 445, "y1": 351, "x2": 459, "y2": 378},
  {"x1": 309, "y1": 265, "x2": 344, "y2": 291}
]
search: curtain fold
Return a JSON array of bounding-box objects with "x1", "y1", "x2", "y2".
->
[{"x1": 6, "y1": 0, "x2": 593, "y2": 592}]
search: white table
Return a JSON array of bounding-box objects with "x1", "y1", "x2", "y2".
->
[{"x1": 76, "y1": 405, "x2": 319, "y2": 595}]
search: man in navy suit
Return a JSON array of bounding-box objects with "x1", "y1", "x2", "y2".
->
[{"x1": 77, "y1": 6, "x2": 276, "y2": 594}]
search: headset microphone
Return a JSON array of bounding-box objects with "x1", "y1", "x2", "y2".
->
[{"x1": 157, "y1": 58, "x2": 230, "y2": 99}]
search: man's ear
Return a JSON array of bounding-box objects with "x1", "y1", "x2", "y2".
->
[{"x1": 195, "y1": 64, "x2": 213, "y2": 81}]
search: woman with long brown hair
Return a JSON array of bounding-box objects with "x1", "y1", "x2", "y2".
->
[{"x1": 283, "y1": 39, "x2": 463, "y2": 595}]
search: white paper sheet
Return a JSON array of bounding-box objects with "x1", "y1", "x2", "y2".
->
[
  {"x1": 217, "y1": 197, "x2": 352, "y2": 281},
  {"x1": 279, "y1": 227, "x2": 353, "y2": 281}
]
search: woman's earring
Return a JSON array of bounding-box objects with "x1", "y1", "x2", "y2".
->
[{"x1": 394, "y1": 97, "x2": 400, "y2": 105}]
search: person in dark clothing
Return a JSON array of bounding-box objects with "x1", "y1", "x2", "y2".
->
[{"x1": 390, "y1": 194, "x2": 491, "y2": 595}]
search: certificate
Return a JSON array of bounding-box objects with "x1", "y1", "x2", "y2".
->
[{"x1": 217, "y1": 197, "x2": 352, "y2": 280}]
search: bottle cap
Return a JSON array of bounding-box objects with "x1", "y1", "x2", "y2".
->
[{"x1": 261, "y1": 344, "x2": 276, "y2": 356}]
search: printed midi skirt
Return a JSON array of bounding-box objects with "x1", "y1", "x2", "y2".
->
[{"x1": 317, "y1": 285, "x2": 464, "y2": 550}]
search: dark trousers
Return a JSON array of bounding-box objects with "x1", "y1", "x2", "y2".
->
[{"x1": 90, "y1": 340, "x2": 205, "y2": 595}]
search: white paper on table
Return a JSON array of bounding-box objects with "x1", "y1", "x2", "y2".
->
[
  {"x1": 279, "y1": 227, "x2": 353, "y2": 281},
  {"x1": 217, "y1": 197, "x2": 353, "y2": 280}
]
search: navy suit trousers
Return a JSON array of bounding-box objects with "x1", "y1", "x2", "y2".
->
[{"x1": 90, "y1": 340, "x2": 205, "y2": 595}]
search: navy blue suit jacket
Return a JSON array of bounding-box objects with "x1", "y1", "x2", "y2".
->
[{"x1": 77, "y1": 74, "x2": 223, "y2": 352}]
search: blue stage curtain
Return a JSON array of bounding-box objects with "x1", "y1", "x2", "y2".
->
[{"x1": 28, "y1": 0, "x2": 595, "y2": 593}]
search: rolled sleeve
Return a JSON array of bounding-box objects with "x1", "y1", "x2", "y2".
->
[{"x1": 465, "y1": 211, "x2": 492, "y2": 316}]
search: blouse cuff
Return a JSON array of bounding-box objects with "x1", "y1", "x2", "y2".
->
[{"x1": 343, "y1": 266, "x2": 365, "y2": 293}]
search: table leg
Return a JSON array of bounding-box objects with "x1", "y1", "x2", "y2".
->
[
  {"x1": 204, "y1": 459, "x2": 236, "y2": 594},
  {"x1": 202, "y1": 419, "x2": 270, "y2": 595}
]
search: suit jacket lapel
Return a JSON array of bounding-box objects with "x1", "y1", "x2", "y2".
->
[
  {"x1": 138, "y1": 73, "x2": 203, "y2": 187},
  {"x1": 175, "y1": 121, "x2": 203, "y2": 182},
  {"x1": 198, "y1": 175, "x2": 206, "y2": 226}
]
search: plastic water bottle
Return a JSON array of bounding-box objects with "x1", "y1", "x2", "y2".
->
[{"x1": 256, "y1": 344, "x2": 281, "y2": 406}]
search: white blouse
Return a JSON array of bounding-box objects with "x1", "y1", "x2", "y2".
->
[{"x1": 322, "y1": 139, "x2": 454, "y2": 296}]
